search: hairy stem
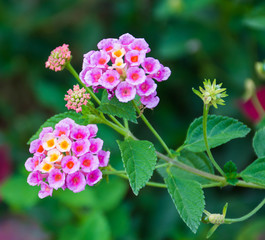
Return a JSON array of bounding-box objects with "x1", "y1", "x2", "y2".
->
[
  {"x1": 65, "y1": 63, "x2": 124, "y2": 129},
  {"x1": 203, "y1": 105, "x2": 225, "y2": 176}
]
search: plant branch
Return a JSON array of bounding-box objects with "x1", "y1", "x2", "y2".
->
[
  {"x1": 225, "y1": 197, "x2": 265, "y2": 224},
  {"x1": 65, "y1": 63, "x2": 124, "y2": 129},
  {"x1": 133, "y1": 101, "x2": 174, "y2": 158}
]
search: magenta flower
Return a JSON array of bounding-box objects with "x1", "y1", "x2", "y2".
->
[
  {"x1": 125, "y1": 50, "x2": 146, "y2": 66},
  {"x1": 97, "y1": 38, "x2": 119, "y2": 52},
  {"x1": 151, "y1": 65, "x2": 171, "y2": 82},
  {"x1": 98, "y1": 150, "x2": 110, "y2": 167},
  {"x1": 90, "y1": 51, "x2": 110, "y2": 68},
  {"x1": 140, "y1": 91, "x2": 160, "y2": 109},
  {"x1": 115, "y1": 82, "x2": 136, "y2": 102},
  {"x1": 27, "y1": 171, "x2": 42, "y2": 186},
  {"x1": 71, "y1": 125, "x2": 90, "y2": 140},
  {"x1": 87, "y1": 124, "x2": 98, "y2": 138},
  {"x1": 86, "y1": 169, "x2": 102, "y2": 186},
  {"x1": 45, "y1": 44, "x2": 71, "y2": 72},
  {"x1": 72, "y1": 139, "x2": 90, "y2": 156},
  {"x1": 84, "y1": 68, "x2": 102, "y2": 87},
  {"x1": 48, "y1": 169, "x2": 65, "y2": 190},
  {"x1": 99, "y1": 70, "x2": 120, "y2": 89},
  {"x1": 29, "y1": 139, "x2": 44, "y2": 155},
  {"x1": 25, "y1": 156, "x2": 40, "y2": 172},
  {"x1": 54, "y1": 122, "x2": 70, "y2": 137},
  {"x1": 61, "y1": 156, "x2": 80, "y2": 174},
  {"x1": 67, "y1": 171, "x2": 86, "y2": 193},
  {"x1": 79, "y1": 153, "x2": 99, "y2": 172},
  {"x1": 137, "y1": 78, "x2": 157, "y2": 96},
  {"x1": 119, "y1": 33, "x2": 135, "y2": 46},
  {"x1": 79, "y1": 33, "x2": 171, "y2": 108},
  {"x1": 126, "y1": 67, "x2": 146, "y2": 85},
  {"x1": 142, "y1": 57, "x2": 161, "y2": 74},
  {"x1": 129, "y1": 38, "x2": 150, "y2": 52},
  {"x1": 64, "y1": 84, "x2": 90, "y2": 113},
  {"x1": 38, "y1": 182, "x2": 53, "y2": 199},
  {"x1": 39, "y1": 127, "x2": 53, "y2": 139},
  {"x1": 89, "y1": 138, "x2": 103, "y2": 154}
]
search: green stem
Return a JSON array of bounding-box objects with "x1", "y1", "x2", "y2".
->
[
  {"x1": 65, "y1": 63, "x2": 101, "y2": 105},
  {"x1": 225, "y1": 197, "x2": 265, "y2": 224},
  {"x1": 124, "y1": 119, "x2": 129, "y2": 130},
  {"x1": 203, "y1": 105, "x2": 225, "y2": 176},
  {"x1": 102, "y1": 169, "x2": 167, "y2": 189},
  {"x1": 133, "y1": 101, "x2": 173, "y2": 158},
  {"x1": 65, "y1": 63, "x2": 124, "y2": 129}
]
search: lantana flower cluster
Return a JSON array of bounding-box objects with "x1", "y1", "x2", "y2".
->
[
  {"x1": 25, "y1": 118, "x2": 110, "y2": 198},
  {"x1": 64, "y1": 84, "x2": 90, "y2": 113},
  {"x1": 79, "y1": 33, "x2": 171, "y2": 108}
]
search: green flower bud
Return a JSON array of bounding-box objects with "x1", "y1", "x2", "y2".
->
[{"x1": 193, "y1": 79, "x2": 228, "y2": 108}]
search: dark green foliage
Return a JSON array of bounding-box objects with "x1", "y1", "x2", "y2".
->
[
  {"x1": 98, "y1": 90, "x2": 137, "y2": 123},
  {"x1": 117, "y1": 139, "x2": 157, "y2": 195},
  {"x1": 223, "y1": 161, "x2": 238, "y2": 185},
  {"x1": 183, "y1": 115, "x2": 250, "y2": 152},
  {"x1": 27, "y1": 111, "x2": 90, "y2": 144}
]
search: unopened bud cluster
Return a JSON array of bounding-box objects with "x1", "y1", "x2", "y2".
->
[{"x1": 193, "y1": 79, "x2": 227, "y2": 108}]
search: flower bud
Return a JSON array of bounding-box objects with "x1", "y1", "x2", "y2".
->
[
  {"x1": 64, "y1": 84, "x2": 90, "y2": 113},
  {"x1": 193, "y1": 79, "x2": 227, "y2": 108},
  {"x1": 45, "y1": 44, "x2": 72, "y2": 72}
]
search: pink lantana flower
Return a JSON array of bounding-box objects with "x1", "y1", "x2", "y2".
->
[
  {"x1": 98, "y1": 150, "x2": 110, "y2": 167},
  {"x1": 72, "y1": 139, "x2": 90, "y2": 157},
  {"x1": 27, "y1": 171, "x2": 42, "y2": 186},
  {"x1": 99, "y1": 70, "x2": 121, "y2": 89},
  {"x1": 45, "y1": 44, "x2": 71, "y2": 72},
  {"x1": 38, "y1": 182, "x2": 53, "y2": 199},
  {"x1": 64, "y1": 84, "x2": 90, "y2": 113},
  {"x1": 136, "y1": 78, "x2": 157, "y2": 96},
  {"x1": 115, "y1": 82, "x2": 136, "y2": 103},
  {"x1": 48, "y1": 169, "x2": 65, "y2": 190},
  {"x1": 67, "y1": 171, "x2": 86, "y2": 193},
  {"x1": 140, "y1": 91, "x2": 160, "y2": 109},
  {"x1": 126, "y1": 67, "x2": 146, "y2": 85},
  {"x1": 89, "y1": 138, "x2": 103, "y2": 154},
  {"x1": 86, "y1": 169, "x2": 102, "y2": 186},
  {"x1": 61, "y1": 156, "x2": 80, "y2": 174},
  {"x1": 79, "y1": 153, "x2": 99, "y2": 172}
]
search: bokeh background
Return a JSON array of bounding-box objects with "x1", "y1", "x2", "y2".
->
[{"x1": 1, "y1": 0, "x2": 265, "y2": 239}]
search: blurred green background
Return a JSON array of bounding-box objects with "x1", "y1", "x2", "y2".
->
[{"x1": 1, "y1": 0, "x2": 265, "y2": 239}]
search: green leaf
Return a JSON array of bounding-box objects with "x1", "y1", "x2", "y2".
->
[
  {"x1": 98, "y1": 90, "x2": 137, "y2": 123},
  {"x1": 158, "y1": 149, "x2": 215, "y2": 185},
  {"x1": 241, "y1": 157, "x2": 265, "y2": 186},
  {"x1": 165, "y1": 174, "x2": 205, "y2": 233},
  {"x1": 0, "y1": 175, "x2": 39, "y2": 209},
  {"x1": 183, "y1": 115, "x2": 250, "y2": 152},
  {"x1": 117, "y1": 139, "x2": 157, "y2": 195},
  {"x1": 253, "y1": 128, "x2": 265, "y2": 158},
  {"x1": 256, "y1": 117, "x2": 265, "y2": 129},
  {"x1": 27, "y1": 111, "x2": 90, "y2": 144},
  {"x1": 223, "y1": 161, "x2": 238, "y2": 185}
]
